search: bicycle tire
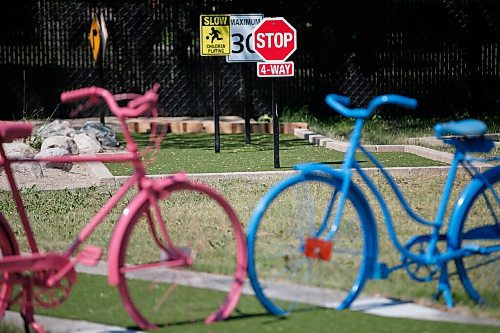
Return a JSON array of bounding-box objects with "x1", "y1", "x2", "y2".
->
[
  {"x1": 449, "y1": 165, "x2": 499, "y2": 306},
  {"x1": 110, "y1": 179, "x2": 246, "y2": 330},
  {"x1": 247, "y1": 172, "x2": 377, "y2": 316},
  {"x1": 0, "y1": 214, "x2": 19, "y2": 318}
]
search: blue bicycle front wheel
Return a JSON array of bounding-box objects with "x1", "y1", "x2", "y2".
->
[
  {"x1": 247, "y1": 172, "x2": 377, "y2": 316},
  {"x1": 449, "y1": 165, "x2": 499, "y2": 307}
]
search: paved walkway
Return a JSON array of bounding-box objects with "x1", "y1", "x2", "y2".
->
[
  {"x1": 2, "y1": 311, "x2": 135, "y2": 333},
  {"x1": 75, "y1": 263, "x2": 500, "y2": 328},
  {"x1": 4, "y1": 261, "x2": 499, "y2": 332}
]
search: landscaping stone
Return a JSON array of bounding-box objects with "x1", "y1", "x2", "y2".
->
[
  {"x1": 307, "y1": 134, "x2": 325, "y2": 145},
  {"x1": 249, "y1": 123, "x2": 270, "y2": 134},
  {"x1": 36, "y1": 119, "x2": 76, "y2": 140},
  {"x1": 41, "y1": 135, "x2": 79, "y2": 155},
  {"x1": 126, "y1": 118, "x2": 308, "y2": 134},
  {"x1": 127, "y1": 120, "x2": 151, "y2": 133},
  {"x1": 220, "y1": 122, "x2": 245, "y2": 134},
  {"x1": 73, "y1": 133, "x2": 102, "y2": 154},
  {"x1": 2, "y1": 142, "x2": 43, "y2": 178},
  {"x1": 170, "y1": 121, "x2": 204, "y2": 133},
  {"x1": 80, "y1": 121, "x2": 118, "y2": 147},
  {"x1": 35, "y1": 147, "x2": 73, "y2": 172},
  {"x1": 282, "y1": 122, "x2": 308, "y2": 134}
]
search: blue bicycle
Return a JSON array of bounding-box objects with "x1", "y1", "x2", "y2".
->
[{"x1": 247, "y1": 93, "x2": 499, "y2": 315}]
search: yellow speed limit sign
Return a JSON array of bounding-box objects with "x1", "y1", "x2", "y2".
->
[{"x1": 200, "y1": 14, "x2": 231, "y2": 56}]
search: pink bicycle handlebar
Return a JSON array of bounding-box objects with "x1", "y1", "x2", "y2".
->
[
  {"x1": 127, "y1": 83, "x2": 160, "y2": 109},
  {"x1": 60, "y1": 84, "x2": 160, "y2": 118}
]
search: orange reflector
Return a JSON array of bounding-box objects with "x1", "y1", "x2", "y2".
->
[{"x1": 304, "y1": 237, "x2": 333, "y2": 261}]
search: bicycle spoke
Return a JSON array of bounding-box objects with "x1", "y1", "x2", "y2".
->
[
  {"x1": 115, "y1": 181, "x2": 245, "y2": 329},
  {"x1": 248, "y1": 174, "x2": 373, "y2": 315},
  {"x1": 454, "y1": 168, "x2": 499, "y2": 308}
]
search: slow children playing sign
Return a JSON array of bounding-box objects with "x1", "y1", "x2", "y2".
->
[{"x1": 200, "y1": 15, "x2": 231, "y2": 56}]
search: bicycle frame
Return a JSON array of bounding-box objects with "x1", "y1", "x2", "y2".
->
[
  {"x1": 0, "y1": 96, "x2": 177, "y2": 274},
  {"x1": 320, "y1": 117, "x2": 496, "y2": 267},
  {"x1": 247, "y1": 93, "x2": 498, "y2": 314},
  {"x1": 0, "y1": 85, "x2": 249, "y2": 333}
]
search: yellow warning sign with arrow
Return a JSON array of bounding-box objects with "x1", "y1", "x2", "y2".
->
[
  {"x1": 200, "y1": 14, "x2": 231, "y2": 56},
  {"x1": 89, "y1": 14, "x2": 101, "y2": 63}
]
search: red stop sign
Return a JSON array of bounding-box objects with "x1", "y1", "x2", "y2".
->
[{"x1": 252, "y1": 17, "x2": 297, "y2": 61}]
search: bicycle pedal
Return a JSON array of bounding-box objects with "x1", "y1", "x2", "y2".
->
[
  {"x1": 77, "y1": 245, "x2": 102, "y2": 266},
  {"x1": 304, "y1": 238, "x2": 333, "y2": 261}
]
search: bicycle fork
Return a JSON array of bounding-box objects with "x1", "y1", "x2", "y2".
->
[{"x1": 435, "y1": 263, "x2": 454, "y2": 307}]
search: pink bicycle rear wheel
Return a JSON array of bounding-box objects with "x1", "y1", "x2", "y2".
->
[
  {"x1": 111, "y1": 179, "x2": 247, "y2": 330},
  {"x1": 0, "y1": 215, "x2": 19, "y2": 318}
]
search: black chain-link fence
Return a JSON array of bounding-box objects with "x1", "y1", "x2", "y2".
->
[{"x1": 1, "y1": 0, "x2": 499, "y2": 120}]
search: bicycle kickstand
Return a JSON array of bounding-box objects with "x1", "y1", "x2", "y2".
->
[
  {"x1": 434, "y1": 263, "x2": 454, "y2": 308},
  {"x1": 20, "y1": 279, "x2": 45, "y2": 333}
]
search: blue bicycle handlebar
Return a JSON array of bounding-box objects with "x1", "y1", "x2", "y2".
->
[{"x1": 325, "y1": 93, "x2": 417, "y2": 119}]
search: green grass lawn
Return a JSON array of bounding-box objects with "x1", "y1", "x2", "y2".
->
[
  {"x1": 307, "y1": 114, "x2": 500, "y2": 145},
  {"x1": 0, "y1": 172, "x2": 498, "y2": 326},
  {"x1": 0, "y1": 323, "x2": 20, "y2": 333},
  {"x1": 106, "y1": 133, "x2": 446, "y2": 175},
  {"x1": 28, "y1": 273, "x2": 498, "y2": 333}
]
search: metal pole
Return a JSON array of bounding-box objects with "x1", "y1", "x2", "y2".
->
[
  {"x1": 243, "y1": 64, "x2": 251, "y2": 144},
  {"x1": 98, "y1": 59, "x2": 105, "y2": 125},
  {"x1": 272, "y1": 78, "x2": 280, "y2": 168},
  {"x1": 213, "y1": 57, "x2": 220, "y2": 153}
]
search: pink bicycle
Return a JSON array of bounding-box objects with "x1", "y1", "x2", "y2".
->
[{"x1": 0, "y1": 84, "x2": 247, "y2": 332}]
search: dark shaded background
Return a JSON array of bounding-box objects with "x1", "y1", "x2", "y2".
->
[{"x1": 1, "y1": 0, "x2": 499, "y2": 120}]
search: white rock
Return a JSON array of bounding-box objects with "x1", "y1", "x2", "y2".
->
[
  {"x1": 35, "y1": 148, "x2": 73, "y2": 172},
  {"x1": 37, "y1": 120, "x2": 76, "y2": 140},
  {"x1": 41, "y1": 135, "x2": 79, "y2": 155},
  {"x1": 80, "y1": 121, "x2": 118, "y2": 147},
  {"x1": 2, "y1": 142, "x2": 43, "y2": 178},
  {"x1": 73, "y1": 133, "x2": 102, "y2": 154}
]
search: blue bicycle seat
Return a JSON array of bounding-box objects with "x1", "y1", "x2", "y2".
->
[{"x1": 434, "y1": 119, "x2": 487, "y2": 139}]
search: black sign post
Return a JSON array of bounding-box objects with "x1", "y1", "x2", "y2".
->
[
  {"x1": 225, "y1": 14, "x2": 264, "y2": 145},
  {"x1": 243, "y1": 65, "x2": 252, "y2": 144},
  {"x1": 271, "y1": 78, "x2": 280, "y2": 168},
  {"x1": 212, "y1": 58, "x2": 221, "y2": 153},
  {"x1": 200, "y1": 13, "x2": 231, "y2": 153},
  {"x1": 89, "y1": 13, "x2": 108, "y2": 125},
  {"x1": 97, "y1": 59, "x2": 105, "y2": 125},
  {"x1": 252, "y1": 17, "x2": 297, "y2": 169}
]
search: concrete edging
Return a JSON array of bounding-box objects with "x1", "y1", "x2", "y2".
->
[
  {"x1": 87, "y1": 165, "x2": 471, "y2": 187},
  {"x1": 294, "y1": 128, "x2": 494, "y2": 168}
]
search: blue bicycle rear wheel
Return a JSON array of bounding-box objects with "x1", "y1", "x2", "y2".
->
[
  {"x1": 247, "y1": 172, "x2": 377, "y2": 316},
  {"x1": 449, "y1": 165, "x2": 499, "y2": 307}
]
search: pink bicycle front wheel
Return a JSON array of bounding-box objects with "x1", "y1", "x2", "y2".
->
[{"x1": 110, "y1": 179, "x2": 247, "y2": 330}]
